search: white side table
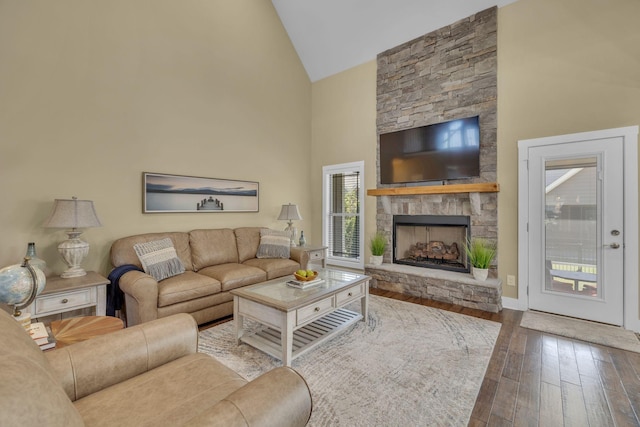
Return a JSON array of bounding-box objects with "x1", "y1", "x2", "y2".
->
[
  {"x1": 29, "y1": 271, "x2": 109, "y2": 320},
  {"x1": 297, "y1": 245, "x2": 327, "y2": 269}
]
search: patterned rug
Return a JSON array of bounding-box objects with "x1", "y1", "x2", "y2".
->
[
  {"x1": 520, "y1": 310, "x2": 640, "y2": 354},
  {"x1": 198, "y1": 295, "x2": 501, "y2": 426}
]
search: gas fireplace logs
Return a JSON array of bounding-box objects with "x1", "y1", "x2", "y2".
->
[{"x1": 407, "y1": 241, "x2": 460, "y2": 261}]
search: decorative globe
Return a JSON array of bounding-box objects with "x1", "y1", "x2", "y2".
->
[{"x1": 0, "y1": 262, "x2": 46, "y2": 307}]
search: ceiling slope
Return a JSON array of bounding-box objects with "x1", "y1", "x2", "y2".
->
[{"x1": 272, "y1": 0, "x2": 517, "y2": 82}]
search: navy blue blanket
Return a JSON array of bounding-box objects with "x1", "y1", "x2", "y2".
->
[{"x1": 107, "y1": 264, "x2": 143, "y2": 317}]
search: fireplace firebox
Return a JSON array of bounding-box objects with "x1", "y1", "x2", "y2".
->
[{"x1": 393, "y1": 215, "x2": 471, "y2": 273}]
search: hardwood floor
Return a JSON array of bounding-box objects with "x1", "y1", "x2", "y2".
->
[{"x1": 369, "y1": 288, "x2": 640, "y2": 427}]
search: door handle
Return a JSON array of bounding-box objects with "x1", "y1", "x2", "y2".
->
[{"x1": 604, "y1": 243, "x2": 620, "y2": 249}]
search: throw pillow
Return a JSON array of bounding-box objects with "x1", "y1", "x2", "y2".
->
[
  {"x1": 256, "y1": 229, "x2": 291, "y2": 259},
  {"x1": 133, "y1": 238, "x2": 185, "y2": 281}
]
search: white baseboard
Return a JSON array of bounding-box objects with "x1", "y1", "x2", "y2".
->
[{"x1": 502, "y1": 297, "x2": 523, "y2": 311}]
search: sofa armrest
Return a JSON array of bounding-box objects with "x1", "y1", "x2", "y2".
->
[
  {"x1": 119, "y1": 270, "x2": 160, "y2": 326},
  {"x1": 289, "y1": 247, "x2": 308, "y2": 269},
  {"x1": 45, "y1": 313, "x2": 198, "y2": 401},
  {"x1": 184, "y1": 367, "x2": 312, "y2": 427}
]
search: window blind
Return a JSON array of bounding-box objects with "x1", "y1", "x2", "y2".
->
[{"x1": 327, "y1": 171, "x2": 360, "y2": 260}]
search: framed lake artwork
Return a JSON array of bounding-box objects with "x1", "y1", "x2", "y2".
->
[{"x1": 143, "y1": 172, "x2": 259, "y2": 213}]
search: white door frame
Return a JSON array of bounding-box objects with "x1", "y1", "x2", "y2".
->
[{"x1": 517, "y1": 126, "x2": 639, "y2": 332}]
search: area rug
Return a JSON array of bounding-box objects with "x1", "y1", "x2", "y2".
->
[
  {"x1": 520, "y1": 310, "x2": 640, "y2": 354},
  {"x1": 198, "y1": 295, "x2": 501, "y2": 426}
]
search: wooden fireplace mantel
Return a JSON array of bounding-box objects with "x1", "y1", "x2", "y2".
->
[{"x1": 366, "y1": 182, "x2": 499, "y2": 197}]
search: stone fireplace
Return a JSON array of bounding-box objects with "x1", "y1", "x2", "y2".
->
[
  {"x1": 374, "y1": 6, "x2": 499, "y2": 273},
  {"x1": 393, "y1": 215, "x2": 470, "y2": 273},
  {"x1": 364, "y1": 7, "x2": 502, "y2": 313}
]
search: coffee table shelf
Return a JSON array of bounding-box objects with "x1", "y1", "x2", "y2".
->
[
  {"x1": 231, "y1": 269, "x2": 370, "y2": 366},
  {"x1": 239, "y1": 308, "x2": 361, "y2": 361}
]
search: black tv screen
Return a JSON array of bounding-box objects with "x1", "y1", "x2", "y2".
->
[{"x1": 379, "y1": 116, "x2": 480, "y2": 184}]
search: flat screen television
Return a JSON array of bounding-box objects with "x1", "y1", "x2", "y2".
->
[{"x1": 379, "y1": 116, "x2": 480, "y2": 184}]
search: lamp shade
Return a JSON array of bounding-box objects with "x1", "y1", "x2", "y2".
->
[
  {"x1": 43, "y1": 197, "x2": 102, "y2": 229},
  {"x1": 277, "y1": 204, "x2": 302, "y2": 221}
]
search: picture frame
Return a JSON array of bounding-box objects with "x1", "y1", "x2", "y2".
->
[{"x1": 143, "y1": 172, "x2": 259, "y2": 213}]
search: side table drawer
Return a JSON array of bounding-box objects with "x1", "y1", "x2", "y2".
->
[
  {"x1": 309, "y1": 250, "x2": 324, "y2": 260},
  {"x1": 34, "y1": 288, "x2": 96, "y2": 315},
  {"x1": 336, "y1": 283, "x2": 364, "y2": 305},
  {"x1": 297, "y1": 296, "x2": 334, "y2": 326}
]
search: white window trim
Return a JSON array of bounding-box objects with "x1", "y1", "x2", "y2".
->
[{"x1": 322, "y1": 161, "x2": 365, "y2": 269}]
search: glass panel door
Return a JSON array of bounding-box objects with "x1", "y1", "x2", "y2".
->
[{"x1": 526, "y1": 137, "x2": 624, "y2": 325}]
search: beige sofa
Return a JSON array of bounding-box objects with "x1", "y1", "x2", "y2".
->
[
  {"x1": 0, "y1": 309, "x2": 312, "y2": 426},
  {"x1": 110, "y1": 227, "x2": 309, "y2": 326}
]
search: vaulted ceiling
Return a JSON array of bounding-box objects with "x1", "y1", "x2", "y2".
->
[{"x1": 271, "y1": 0, "x2": 517, "y2": 82}]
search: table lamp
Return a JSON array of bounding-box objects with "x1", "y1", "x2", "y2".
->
[
  {"x1": 43, "y1": 197, "x2": 102, "y2": 278},
  {"x1": 277, "y1": 203, "x2": 302, "y2": 246}
]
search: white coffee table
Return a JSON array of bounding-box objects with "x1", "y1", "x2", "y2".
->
[{"x1": 230, "y1": 269, "x2": 370, "y2": 366}]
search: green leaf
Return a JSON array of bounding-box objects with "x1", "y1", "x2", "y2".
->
[
  {"x1": 463, "y1": 238, "x2": 496, "y2": 269},
  {"x1": 370, "y1": 232, "x2": 387, "y2": 256}
]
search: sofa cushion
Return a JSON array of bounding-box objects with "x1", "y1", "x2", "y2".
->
[
  {"x1": 74, "y1": 353, "x2": 247, "y2": 427},
  {"x1": 190, "y1": 229, "x2": 239, "y2": 271},
  {"x1": 111, "y1": 232, "x2": 193, "y2": 272},
  {"x1": 0, "y1": 310, "x2": 84, "y2": 427},
  {"x1": 256, "y1": 229, "x2": 291, "y2": 259},
  {"x1": 234, "y1": 227, "x2": 263, "y2": 263},
  {"x1": 243, "y1": 258, "x2": 300, "y2": 280},
  {"x1": 134, "y1": 238, "x2": 185, "y2": 281},
  {"x1": 157, "y1": 271, "x2": 221, "y2": 308},
  {"x1": 198, "y1": 263, "x2": 267, "y2": 292}
]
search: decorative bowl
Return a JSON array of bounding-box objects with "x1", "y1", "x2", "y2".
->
[{"x1": 294, "y1": 271, "x2": 318, "y2": 282}]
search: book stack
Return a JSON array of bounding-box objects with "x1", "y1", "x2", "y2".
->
[
  {"x1": 287, "y1": 278, "x2": 324, "y2": 289},
  {"x1": 28, "y1": 322, "x2": 56, "y2": 350}
]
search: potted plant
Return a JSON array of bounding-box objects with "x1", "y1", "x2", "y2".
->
[
  {"x1": 463, "y1": 237, "x2": 496, "y2": 281},
  {"x1": 369, "y1": 232, "x2": 387, "y2": 265}
]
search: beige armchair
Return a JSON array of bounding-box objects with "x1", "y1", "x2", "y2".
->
[{"x1": 0, "y1": 309, "x2": 312, "y2": 426}]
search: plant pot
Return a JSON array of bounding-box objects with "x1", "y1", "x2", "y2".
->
[
  {"x1": 472, "y1": 267, "x2": 489, "y2": 281},
  {"x1": 370, "y1": 255, "x2": 383, "y2": 266}
]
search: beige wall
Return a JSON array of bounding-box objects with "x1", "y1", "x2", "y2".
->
[
  {"x1": 312, "y1": 0, "x2": 640, "y2": 300},
  {"x1": 310, "y1": 61, "x2": 377, "y2": 258},
  {"x1": 0, "y1": 1, "x2": 311, "y2": 275},
  {"x1": 3, "y1": 0, "x2": 638, "y2": 303},
  {"x1": 497, "y1": 0, "x2": 640, "y2": 298}
]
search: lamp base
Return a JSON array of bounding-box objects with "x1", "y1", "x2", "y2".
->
[
  {"x1": 60, "y1": 267, "x2": 88, "y2": 278},
  {"x1": 58, "y1": 231, "x2": 89, "y2": 278},
  {"x1": 284, "y1": 223, "x2": 298, "y2": 247}
]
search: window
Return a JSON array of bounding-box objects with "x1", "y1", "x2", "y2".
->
[{"x1": 322, "y1": 161, "x2": 364, "y2": 269}]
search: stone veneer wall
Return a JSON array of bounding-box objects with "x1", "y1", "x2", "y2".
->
[{"x1": 375, "y1": 7, "x2": 498, "y2": 277}]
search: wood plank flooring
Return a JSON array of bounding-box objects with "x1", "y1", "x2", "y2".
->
[{"x1": 369, "y1": 288, "x2": 640, "y2": 427}]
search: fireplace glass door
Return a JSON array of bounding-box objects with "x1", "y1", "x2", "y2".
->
[{"x1": 393, "y1": 215, "x2": 470, "y2": 273}]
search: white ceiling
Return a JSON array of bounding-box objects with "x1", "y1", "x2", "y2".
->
[{"x1": 271, "y1": 0, "x2": 517, "y2": 82}]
